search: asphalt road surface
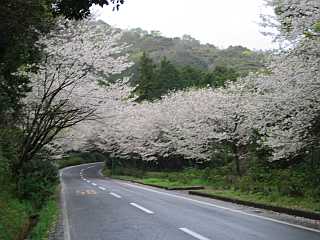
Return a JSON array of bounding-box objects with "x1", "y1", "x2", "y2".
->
[{"x1": 60, "y1": 162, "x2": 320, "y2": 240}]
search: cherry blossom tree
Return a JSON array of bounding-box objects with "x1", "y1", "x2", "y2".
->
[
  {"x1": 59, "y1": 0, "x2": 319, "y2": 169},
  {"x1": 15, "y1": 18, "x2": 131, "y2": 171},
  {"x1": 263, "y1": 0, "x2": 320, "y2": 43}
]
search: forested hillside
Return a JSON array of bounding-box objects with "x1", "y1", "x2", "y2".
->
[
  {"x1": 105, "y1": 24, "x2": 266, "y2": 87},
  {"x1": 120, "y1": 27, "x2": 265, "y2": 74}
]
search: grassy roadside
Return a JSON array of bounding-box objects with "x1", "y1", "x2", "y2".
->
[
  {"x1": 103, "y1": 168, "x2": 204, "y2": 188},
  {"x1": 103, "y1": 168, "x2": 320, "y2": 213},
  {"x1": 0, "y1": 190, "x2": 31, "y2": 240},
  {"x1": 192, "y1": 189, "x2": 320, "y2": 213},
  {"x1": 0, "y1": 185, "x2": 60, "y2": 240},
  {"x1": 28, "y1": 186, "x2": 60, "y2": 240}
]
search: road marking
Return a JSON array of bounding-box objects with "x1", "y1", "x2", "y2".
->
[
  {"x1": 87, "y1": 180, "x2": 91, "y2": 183},
  {"x1": 60, "y1": 162, "x2": 104, "y2": 240},
  {"x1": 86, "y1": 190, "x2": 97, "y2": 195},
  {"x1": 98, "y1": 169, "x2": 104, "y2": 177},
  {"x1": 179, "y1": 228, "x2": 211, "y2": 240},
  {"x1": 83, "y1": 178, "x2": 87, "y2": 181},
  {"x1": 110, "y1": 192, "x2": 122, "y2": 198},
  {"x1": 99, "y1": 186, "x2": 106, "y2": 191},
  {"x1": 130, "y1": 203, "x2": 154, "y2": 214},
  {"x1": 92, "y1": 183, "x2": 97, "y2": 186},
  {"x1": 120, "y1": 182, "x2": 320, "y2": 233},
  {"x1": 60, "y1": 178, "x2": 71, "y2": 240}
]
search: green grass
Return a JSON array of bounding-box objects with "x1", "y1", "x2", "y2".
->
[
  {"x1": 0, "y1": 190, "x2": 31, "y2": 240},
  {"x1": 28, "y1": 197, "x2": 59, "y2": 240},
  {"x1": 0, "y1": 185, "x2": 60, "y2": 240},
  {"x1": 196, "y1": 189, "x2": 320, "y2": 213},
  {"x1": 103, "y1": 167, "x2": 320, "y2": 213},
  {"x1": 103, "y1": 168, "x2": 204, "y2": 188}
]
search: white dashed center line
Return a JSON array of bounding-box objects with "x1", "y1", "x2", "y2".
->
[
  {"x1": 92, "y1": 183, "x2": 97, "y2": 186},
  {"x1": 99, "y1": 186, "x2": 106, "y2": 191},
  {"x1": 179, "y1": 228, "x2": 211, "y2": 240},
  {"x1": 87, "y1": 180, "x2": 91, "y2": 183},
  {"x1": 110, "y1": 192, "x2": 122, "y2": 199},
  {"x1": 130, "y1": 203, "x2": 154, "y2": 214}
]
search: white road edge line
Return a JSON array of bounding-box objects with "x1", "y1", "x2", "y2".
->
[
  {"x1": 130, "y1": 203, "x2": 154, "y2": 214},
  {"x1": 110, "y1": 192, "x2": 122, "y2": 198},
  {"x1": 179, "y1": 228, "x2": 211, "y2": 240},
  {"x1": 92, "y1": 183, "x2": 97, "y2": 186},
  {"x1": 121, "y1": 182, "x2": 320, "y2": 233},
  {"x1": 60, "y1": 180, "x2": 71, "y2": 240},
  {"x1": 99, "y1": 186, "x2": 106, "y2": 191}
]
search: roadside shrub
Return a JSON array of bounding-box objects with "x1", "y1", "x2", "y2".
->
[{"x1": 17, "y1": 157, "x2": 58, "y2": 209}]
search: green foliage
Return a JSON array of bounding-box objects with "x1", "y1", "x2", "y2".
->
[
  {"x1": 57, "y1": 152, "x2": 106, "y2": 169},
  {"x1": 17, "y1": 157, "x2": 58, "y2": 209},
  {"x1": 0, "y1": 192, "x2": 31, "y2": 240},
  {"x1": 0, "y1": 0, "x2": 55, "y2": 127},
  {"x1": 28, "y1": 192, "x2": 59, "y2": 240},
  {"x1": 0, "y1": 141, "x2": 31, "y2": 240},
  {"x1": 133, "y1": 52, "x2": 157, "y2": 101},
  {"x1": 155, "y1": 57, "x2": 181, "y2": 97},
  {"x1": 120, "y1": 29, "x2": 265, "y2": 77},
  {"x1": 133, "y1": 53, "x2": 240, "y2": 101},
  {"x1": 314, "y1": 21, "x2": 320, "y2": 33},
  {"x1": 54, "y1": 0, "x2": 124, "y2": 20},
  {"x1": 198, "y1": 189, "x2": 320, "y2": 212},
  {"x1": 104, "y1": 147, "x2": 320, "y2": 212}
]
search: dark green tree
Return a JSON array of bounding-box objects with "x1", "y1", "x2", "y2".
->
[
  {"x1": 133, "y1": 53, "x2": 157, "y2": 101},
  {"x1": 202, "y1": 66, "x2": 239, "y2": 88},
  {"x1": 179, "y1": 65, "x2": 204, "y2": 88},
  {"x1": 54, "y1": 0, "x2": 124, "y2": 20},
  {"x1": 0, "y1": 0, "x2": 55, "y2": 127},
  {"x1": 155, "y1": 57, "x2": 181, "y2": 97}
]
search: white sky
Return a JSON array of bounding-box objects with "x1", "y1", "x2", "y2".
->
[{"x1": 92, "y1": 0, "x2": 276, "y2": 50}]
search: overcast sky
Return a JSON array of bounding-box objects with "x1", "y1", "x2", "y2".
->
[{"x1": 92, "y1": 0, "x2": 276, "y2": 50}]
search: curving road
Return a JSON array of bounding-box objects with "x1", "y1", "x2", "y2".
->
[{"x1": 60, "y1": 162, "x2": 320, "y2": 240}]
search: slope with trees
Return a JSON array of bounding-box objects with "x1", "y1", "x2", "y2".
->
[
  {"x1": 121, "y1": 30, "x2": 266, "y2": 74},
  {"x1": 133, "y1": 53, "x2": 240, "y2": 101}
]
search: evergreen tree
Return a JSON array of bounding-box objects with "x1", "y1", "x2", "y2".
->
[
  {"x1": 133, "y1": 52, "x2": 157, "y2": 101},
  {"x1": 156, "y1": 57, "x2": 180, "y2": 97},
  {"x1": 179, "y1": 65, "x2": 204, "y2": 88},
  {"x1": 202, "y1": 66, "x2": 239, "y2": 88}
]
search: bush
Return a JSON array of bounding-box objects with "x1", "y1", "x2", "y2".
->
[
  {"x1": 17, "y1": 158, "x2": 58, "y2": 209},
  {"x1": 0, "y1": 193, "x2": 31, "y2": 240},
  {"x1": 28, "y1": 193, "x2": 59, "y2": 240}
]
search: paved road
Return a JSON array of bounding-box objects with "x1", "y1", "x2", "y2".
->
[{"x1": 60, "y1": 162, "x2": 320, "y2": 240}]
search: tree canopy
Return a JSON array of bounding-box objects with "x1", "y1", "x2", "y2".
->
[
  {"x1": 0, "y1": 0, "x2": 124, "y2": 127},
  {"x1": 133, "y1": 53, "x2": 239, "y2": 101}
]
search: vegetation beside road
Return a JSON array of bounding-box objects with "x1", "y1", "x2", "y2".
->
[
  {"x1": 103, "y1": 158, "x2": 320, "y2": 213},
  {"x1": 0, "y1": 142, "x2": 59, "y2": 240},
  {"x1": 28, "y1": 192, "x2": 59, "y2": 240},
  {"x1": 0, "y1": 189, "x2": 31, "y2": 240},
  {"x1": 56, "y1": 152, "x2": 105, "y2": 169}
]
